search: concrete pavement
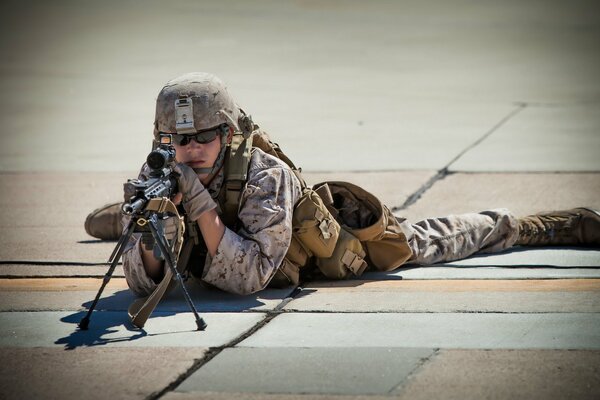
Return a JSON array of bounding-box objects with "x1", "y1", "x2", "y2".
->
[{"x1": 1, "y1": 1, "x2": 600, "y2": 399}]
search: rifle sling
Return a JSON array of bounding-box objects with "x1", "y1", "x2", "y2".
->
[{"x1": 128, "y1": 197, "x2": 189, "y2": 329}]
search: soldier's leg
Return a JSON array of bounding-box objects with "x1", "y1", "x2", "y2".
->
[{"x1": 406, "y1": 209, "x2": 519, "y2": 265}]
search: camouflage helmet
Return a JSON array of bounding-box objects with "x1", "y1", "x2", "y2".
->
[{"x1": 153, "y1": 72, "x2": 241, "y2": 139}]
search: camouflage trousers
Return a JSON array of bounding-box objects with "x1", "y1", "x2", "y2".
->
[{"x1": 404, "y1": 208, "x2": 519, "y2": 264}]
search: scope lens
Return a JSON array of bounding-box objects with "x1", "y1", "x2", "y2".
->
[{"x1": 147, "y1": 150, "x2": 167, "y2": 170}]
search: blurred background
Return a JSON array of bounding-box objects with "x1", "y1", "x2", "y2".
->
[{"x1": 0, "y1": 0, "x2": 599, "y2": 172}]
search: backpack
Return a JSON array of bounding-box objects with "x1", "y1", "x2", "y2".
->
[{"x1": 221, "y1": 128, "x2": 413, "y2": 287}]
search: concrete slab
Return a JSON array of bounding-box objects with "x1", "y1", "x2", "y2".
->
[
  {"x1": 398, "y1": 173, "x2": 600, "y2": 223},
  {"x1": 176, "y1": 347, "x2": 433, "y2": 395},
  {"x1": 0, "y1": 347, "x2": 206, "y2": 400},
  {"x1": 284, "y1": 279, "x2": 600, "y2": 313},
  {"x1": 163, "y1": 393, "x2": 395, "y2": 400},
  {"x1": 0, "y1": 263, "x2": 125, "y2": 277},
  {"x1": 442, "y1": 247, "x2": 600, "y2": 267},
  {"x1": 303, "y1": 170, "x2": 435, "y2": 209},
  {"x1": 368, "y1": 266, "x2": 600, "y2": 280},
  {"x1": 6, "y1": 263, "x2": 600, "y2": 280},
  {"x1": 395, "y1": 349, "x2": 600, "y2": 400},
  {"x1": 3, "y1": 2, "x2": 600, "y2": 173},
  {"x1": 451, "y1": 104, "x2": 600, "y2": 172},
  {"x1": 0, "y1": 277, "x2": 295, "y2": 312},
  {"x1": 0, "y1": 172, "x2": 130, "y2": 263},
  {"x1": 239, "y1": 313, "x2": 600, "y2": 349},
  {"x1": 0, "y1": 311, "x2": 263, "y2": 348}
]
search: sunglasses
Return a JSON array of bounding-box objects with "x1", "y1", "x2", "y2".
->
[{"x1": 169, "y1": 125, "x2": 228, "y2": 146}]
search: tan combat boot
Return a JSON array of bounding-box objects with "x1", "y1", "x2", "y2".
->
[
  {"x1": 84, "y1": 202, "x2": 124, "y2": 240},
  {"x1": 516, "y1": 208, "x2": 600, "y2": 247}
]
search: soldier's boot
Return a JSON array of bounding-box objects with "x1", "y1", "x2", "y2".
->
[
  {"x1": 515, "y1": 207, "x2": 600, "y2": 247},
  {"x1": 84, "y1": 202, "x2": 123, "y2": 240}
]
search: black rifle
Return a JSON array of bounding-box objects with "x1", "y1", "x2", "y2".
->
[{"x1": 79, "y1": 135, "x2": 207, "y2": 331}]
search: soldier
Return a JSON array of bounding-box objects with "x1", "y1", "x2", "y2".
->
[{"x1": 85, "y1": 72, "x2": 600, "y2": 300}]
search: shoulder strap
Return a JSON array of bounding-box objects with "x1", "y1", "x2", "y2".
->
[
  {"x1": 220, "y1": 128, "x2": 308, "y2": 228},
  {"x1": 220, "y1": 133, "x2": 253, "y2": 228}
]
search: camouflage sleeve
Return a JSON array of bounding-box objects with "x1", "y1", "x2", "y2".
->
[{"x1": 201, "y1": 150, "x2": 302, "y2": 295}]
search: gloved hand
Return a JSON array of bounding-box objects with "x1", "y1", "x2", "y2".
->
[{"x1": 173, "y1": 163, "x2": 217, "y2": 221}]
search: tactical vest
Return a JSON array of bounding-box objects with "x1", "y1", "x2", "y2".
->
[{"x1": 218, "y1": 130, "x2": 413, "y2": 288}]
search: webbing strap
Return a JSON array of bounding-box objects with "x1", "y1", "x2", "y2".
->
[
  {"x1": 146, "y1": 197, "x2": 178, "y2": 215},
  {"x1": 127, "y1": 197, "x2": 186, "y2": 328},
  {"x1": 341, "y1": 249, "x2": 368, "y2": 276},
  {"x1": 128, "y1": 238, "x2": 194, "y2": 328},
  {"x1": 221, "y1": 134, "x2": 253, "y2": 227}
]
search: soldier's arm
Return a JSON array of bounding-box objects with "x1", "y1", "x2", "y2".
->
[{"x1": 200, "y1": 158, "x2": 302, "y2": 295}]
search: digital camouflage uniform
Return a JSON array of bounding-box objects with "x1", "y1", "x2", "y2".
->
[
  {"x1": 121, "y1": 148, "x2": 520, "y2": 296},
  {"x1": 122, "y1": 148, "x2": 302, "y2": 296}
]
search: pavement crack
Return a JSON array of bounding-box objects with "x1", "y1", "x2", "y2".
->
[
  {"x1": 148, "y1": 287, "x2": 303, "y2": 400},
  {"x1": 392, "y1": 168, "x2": 450, "y2": 212},
  {"x1": 388, "y1": 348, "x2": 440, "y2": 395},
  {"x1": 444, "y1": 103, "x2": 527, "y2": 171},
  {"x1": 392, "y1": 103, "x2": 527, "y2": 212}
]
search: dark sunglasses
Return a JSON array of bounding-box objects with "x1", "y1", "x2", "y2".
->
[{"x1": 169, "y1": 125, "x2": 228, "y2": 146}]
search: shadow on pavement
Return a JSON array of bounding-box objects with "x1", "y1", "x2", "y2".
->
[
  {"x1": 54, "y1": 281, "x2": 289, "y2": 349},
  {"x1": 55, "y1": 310, "x2": 149, "y2": 350}
]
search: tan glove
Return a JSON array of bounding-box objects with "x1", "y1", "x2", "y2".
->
[{"x1": 173, "y1": 163, "x2": 217, "y2": 221}]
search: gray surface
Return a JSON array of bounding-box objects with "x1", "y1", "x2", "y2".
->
[
  {"x1": 451, "y1": 104, "x2": 600, "y2": 172},
  {"x1": 0, "y1": 311, "x2": 263, "y2": 348},
  {"x1": 0, "y1": 279, "x2": 295, "y2": 312},
  {"x1": 368, "y1": 266, "x2": 600, "y2": 280},
  {"x1": 3, "y1": 264, "x2": 600, "y2": 279},
  {"x1": 284, "y1": 290, "x2": 600, "y2": 313},
  {"x1": 442, "y1": 247, "x2": 600, "y2": 267},
  {"x1": 0, "y1": 172, "x2": 129, "y2": 263},
  {"x1": 399, "y1": 173, "x2": 600, "y2": 222},
  {"x1": 177, "y1": 347, "x2": 433, "y2": 395},
  {"x1": 239, "y1": 313, "x2": 600, "y2": 349},
  {"x1": 1, "y1": 1, "x2": 599, "y2": 399},
  {"x1": 396, "y1": 349, "x2": 600, "y2": 400},
  {"x1": 163, "y1": 393, "x2": 396, "y2": 400},
  {"x1": 0, "y1": 263, "x2": 126, "y2": 277},
  {"x1": 1, "y1": 1, "x2": 599, "y2": 172},
  {"x1": 0, "y1": 347, "x2": 207, "y2": 400}
]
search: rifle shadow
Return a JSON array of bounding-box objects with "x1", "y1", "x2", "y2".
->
[{"x1": 55, "y1": 280, "x2": 291, "y2": 350}]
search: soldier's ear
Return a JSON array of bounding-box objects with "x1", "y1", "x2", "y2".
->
[{"x1": 227, "y1": 126, "x2": 234, "y2": 144}]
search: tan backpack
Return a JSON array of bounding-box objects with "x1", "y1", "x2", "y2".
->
[{"x1": 222, "y1": 129, "x2": 413, "y2": 287}]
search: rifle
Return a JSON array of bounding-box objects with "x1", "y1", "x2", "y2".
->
[{"x1": 79, "y1": 134, "x2": 207, "y2": 331}]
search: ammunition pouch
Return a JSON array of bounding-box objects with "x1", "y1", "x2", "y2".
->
[{"x1": 270, "y1": 181, "x2": 413, "y2": 287}]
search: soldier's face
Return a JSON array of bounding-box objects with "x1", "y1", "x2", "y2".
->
[{"x1": 173, "y1": 134, "x2": 222, "y2": 180}]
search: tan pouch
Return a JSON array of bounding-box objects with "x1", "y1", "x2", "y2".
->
[
  {"x1": 269, "y1": 259, "x2": 300, "y2": 288},
  {"x1": 268, "y1": 235, "x2": 309, "y2": 288},
  {"x1": 316, "y1": 181, "x2": 413, "y2": 271},
  {"x1": 292, "y1": 188, "x2": 340, "y2": 258},
  {"x1": 316, "y1": 228, "x2": 368, "y2": 279}
]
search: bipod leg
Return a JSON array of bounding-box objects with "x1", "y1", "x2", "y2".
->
[
  {"x1": 78, "y1": 220, "x2": 136, "y2": 330},
  {"x1": 148, "y1": 215, "x2": 207, "y2": 331}
]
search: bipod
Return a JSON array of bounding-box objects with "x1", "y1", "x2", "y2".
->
[{"x1": 78, "y1": 209, "x2": 207, "y2": 331}]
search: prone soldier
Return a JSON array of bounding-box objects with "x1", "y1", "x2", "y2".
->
[{"x1": 85, "y1": 72, "x2": 600, "y2": 310}]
